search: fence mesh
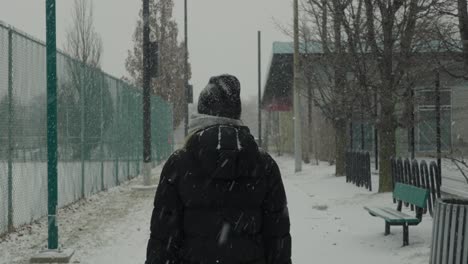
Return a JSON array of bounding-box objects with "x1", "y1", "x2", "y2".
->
[{"x1": 0, "y1": 22, "x2": 174, "y2": 235}]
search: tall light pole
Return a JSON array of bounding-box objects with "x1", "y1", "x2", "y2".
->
[
  {"x1": 435, "y1": 69, "x2": 442, "y2": 178},
  {"x1": 293, "y1": 0, "x2": 302, "y2": 172},
  {"x1": 31, "y1": 1, "x2": 74, "y2": 261},
  {"x1": 46, "y1": 0, "x2": 58, "y2": 250},
  {"x1": 374, "y1": 91, "x2": 379, "y2": 170},
  {"x1": 184, "y1": 0, "x2": 189, "y2": 137},
  {"x1": 142, "y1": 0, "x2": 152, "y2": 185},
  {"x1": 258, "y1": 31, "x2": 262, "y2": 148}
]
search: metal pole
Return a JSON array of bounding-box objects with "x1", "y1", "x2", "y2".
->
[
  {"x1": 46, "y1": 0, "x2": 59, "y2": 249},
  {"x1": 100, "y1": 74, "x2": 104, "y2": 191},
  {"x1": 293, "y1": 0, "x2": 302, "y2": 172},
  {"x1": 126, "y1": 82, "x2": 131, "y2": 180},
  {"x1": 374, "y1": 91, "x2": 378, "y2": 170},
  {"x1": 410, "y1": 88, "x2": 415, "y2": 160},
  {"x1": 258, "y1": 31, "x2": 262, "y2": 148},
  {"x1": 142, "y1": 0, "x2": 152, "y2": 185},
  {"x1": 374, "y1": 126, "x2": 378, "y2": 169},
  {"x1": 80, "y1": 64, "x2": 85, "y2": 198},
  {"x1": 115, "y1": 86, "x2": 121, "y2": 186},
  {"x1": 361, "y1": 111, "x2": 365, "y2": 150},
  {"x1": 435, "y1": 70, "x2": 442, "y2": 177},
  {"x1": 184, "y1": 0, "x2": 189, "y2": 137},
  {"x1": 7, "y1": 28, "x2": 13, "y2": 232}
]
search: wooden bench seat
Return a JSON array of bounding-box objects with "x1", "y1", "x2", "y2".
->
[
  {"x1": 364, "y1": 183, "x2": 430, "y2": 246},
  {"x1": 364, "y1": 206, "x2": 421, "y2": 224}
]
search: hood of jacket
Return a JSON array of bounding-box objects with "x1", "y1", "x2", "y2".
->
[
  {"x1": 185, "y1": 114, "x2": 260, "y2": 181},
  {"x1": 188, "y1": 113, "x2": 243, "y2": 135}
]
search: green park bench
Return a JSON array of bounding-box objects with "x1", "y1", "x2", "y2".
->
[{"x1": 364, "y1": 183, "x2": 430, "y2": 246}]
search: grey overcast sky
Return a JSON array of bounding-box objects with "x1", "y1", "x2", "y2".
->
[{"x1": 0, "y1": 0, "x2": 292, "y2": 100}]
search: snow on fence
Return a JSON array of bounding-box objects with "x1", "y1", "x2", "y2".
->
[{"x1": 0, "y1": 22, "x2": 174, "y2": 236}]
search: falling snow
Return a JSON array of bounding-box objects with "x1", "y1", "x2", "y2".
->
[
  {"x1": 1, "y1": 156, "x2": 433, "y2": 264},
  {"x1": 218, "y1": 223, "x2": 230, "y2": 246},
  {"x1": 217, "y1": 126, "x2": 222, "y2": 150}
]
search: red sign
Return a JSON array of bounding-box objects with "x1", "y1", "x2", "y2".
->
[{"x1": 265, "y1": 97, "x2": 292, "y2": 112}]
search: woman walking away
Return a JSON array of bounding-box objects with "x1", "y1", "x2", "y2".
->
[{"x1": 145, "y1": 74, "x2": 291, "y2": 264}]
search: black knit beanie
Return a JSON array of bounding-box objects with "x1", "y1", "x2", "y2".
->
[{"x1": 198, "y1": 74, "x2": 241, "y2": 119}]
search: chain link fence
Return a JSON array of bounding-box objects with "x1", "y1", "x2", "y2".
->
[{"x1": 0, "y1": 22, "x2": 174, "y2": 235}]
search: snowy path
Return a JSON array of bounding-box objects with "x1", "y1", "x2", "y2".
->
[
  {"x1": 279, "y1": 157, "x2": 432, "y2": 264},
  {"x1": 0, "y1": 171, "x2": 159, "y2": 264},
  {"x1": 0, "y1": 156, "x2": 432, "y2": 264}
]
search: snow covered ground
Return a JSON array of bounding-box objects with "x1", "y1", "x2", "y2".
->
[
  {"x1": 0, "y1": 155, "x2": 432, "y2": 264},
  {"x1": 277, "y1": 157, "x2": 432, "y2": 264}
]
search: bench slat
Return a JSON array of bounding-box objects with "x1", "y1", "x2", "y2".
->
[
  {"x1": 380, "y1": 207, "x2": 418, "y2": 220},
  {"x1": 393, "y1": 183, "x2": 430, "y2": 209},
  {"x1": 364, "y1": 206, "x2": 421, "y2": 224}
]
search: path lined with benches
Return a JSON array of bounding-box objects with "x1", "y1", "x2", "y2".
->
[{"x1": 279, "y1": 157, "x2": 433, "y2": 264}]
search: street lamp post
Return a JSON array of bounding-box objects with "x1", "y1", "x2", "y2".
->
[
  {"x1": 258, "y1": 31, "x2": 262, "y2": 148},
  {"x1": 30, "y1": 1, "x2": 74, "y2": 261},
  {"x1": 46, "y1": 0, "x2": 58, "y2": 250},
  {"x1": 184, "y1": 0, "x2": 189, "y2": 137},
  {"x1": 293, "y1": 0, "x2": 302, "y2": 172},
  {"x1": 142, "y1": 0, "x2": 152, "y2": 186}
]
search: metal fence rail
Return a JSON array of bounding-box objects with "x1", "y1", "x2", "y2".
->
[
  {"x1": 0, "y1": 22, "x2": 174, "y2": 235},
  {"x1": 345, "y1": 151, "x2": 372, "y2": 191},
  {"x1": 391, "y1": 158, "x2": 441, "y2": 216}
]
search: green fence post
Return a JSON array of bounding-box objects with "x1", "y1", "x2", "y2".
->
[
  {"x1": 80, "y1": 63, "x2": 85, "y2": 199},
  {"x1": 100, "y1": 73, "x2": 105, "y2": 191},
  {"x1": 46, "y1": 0, "x2": 59, "y2": 249},
  {"x1": 115, "y1": 81, "x2": 120, "y2": 186},
  {"x1": 7, "y1": 27, "x2": 14, "y2": 232},
  {"x1": 115, "y1": 157, "x2": 119, "y2": 186},
  {"x1": 126, "y1": 84, "x2": 130, "y2": 180}
]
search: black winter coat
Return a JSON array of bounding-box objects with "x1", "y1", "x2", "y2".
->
[{"x1": 145, "y1": 125, "x2": 291, "y2": 264}]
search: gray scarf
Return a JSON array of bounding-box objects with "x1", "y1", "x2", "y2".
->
[{"x1": 188, "y1": 113, "x2": 243, "y2": 135}]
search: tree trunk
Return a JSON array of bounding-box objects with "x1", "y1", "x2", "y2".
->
[
  {"x1": 335, "y1": 119, "x2": 347, "y2": 176},
  {"x1": 332, "y1": 2, "x2": 347, "y2": 176},
  {"x1": 378, "y1": 2, "x2": 398, "y2": 192},
  {"x1": 303, "y1": 136, "x2": 311, "y2": 163},
  {"x1": 458, "y1": 0, "x2": 468, "y2": 71},
  {"x1": 303, "y1": 88, "x2": 310, "y2": 164},
  {"x1": 308, "y1": 80, "x2": 318, "y2": 165},
  {"x1": 378, "y1": 100, "x2": 396, "y2": 192}
]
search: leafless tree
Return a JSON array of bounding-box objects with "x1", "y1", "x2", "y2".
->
[
  {"x1": 299, "y1": 0, "x2": 450, "y2": 191},
  {"x1": 298, "y1": 0, "x2": 357, "y2": 176},
  {"x1": 361, "y1": 0, "x2": 450, "y2": 191},
  {"x1": 65, "y1": 0, "x2": 103, "y2": 68},
  {"x1": 126, "y1": 0, "x2": 190, "y2": 128},
  {"x1": 62, "y1": 0, "x2": 111, "y2": 159},
  {"x1": 458, "y1": 0, "x2": 468, "y2": 71}
]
